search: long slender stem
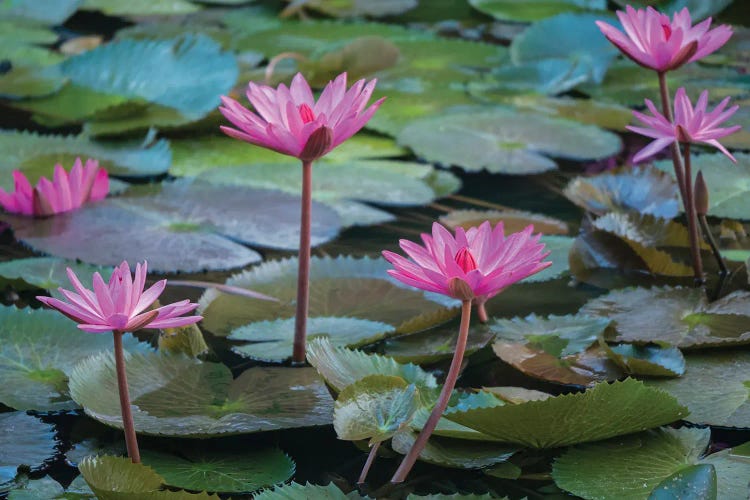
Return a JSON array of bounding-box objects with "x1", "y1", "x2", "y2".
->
[
  {"x1": 113, "y1": 330, "x2": 140, "y2": 463},
  {"x1": 391, "y1": 300, "x2": 473, "y2": 484},
  {"x1": 292, "y1": 160, "x2": 313, "y2": 364},
  {"x1": 682, "y1": 143, "x2": 704, "y2": 283},
  {"x1": 699, "y1": 215, "x2": 728, "y2": 275},
  {"x1": 477, "y1": 302, "x2": 488, "y2": 323},
  {"x1": 657, "y1": 72, "x2": 688, "y2": 204},
  {"x1": 357, "y1": 441, "x2": 381, "y2": 485}
]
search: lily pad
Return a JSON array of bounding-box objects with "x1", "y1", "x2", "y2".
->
[
  {"x1": 604, "y1": 343, "x2": 686, "y2": 378},
  {"x1": 581, "y1": 286, "x2": 750, "y2": 349},
  {"x1": 553, "y1": 427, "x2": 750, "y2": 500},
  {"x1": 382, "y1": 323, "x2": 495, "y2": 364},
  {"x1": 469, "y1": 0, "x2": 605, "y2": 22},
  {"x1": 141, "y1": 449, "x2": 294, "y2": 494},
  {"x1": 7, "y1": 475, "x2": 95, "y2": 499},
  {"x1": 199, "y1": 256, "x2": 458, "y2": 337},
  {"x1": 524, "y1": 235, "x2": 573, "y2": 282},
  {"x1": 0, "y1": 0, "x2": 80, "y2": 24},
  {"x1": 0, "y1": 65, "x2": 63, "y2": 99},
  {"x1": 439, "y1": 209, "x2": 568, "y2": 235},
  {"x1": 80, "y1": 0, "x2": 201, "y2": 16},
  {"x1": 391, "y1": 431, "x2": 517, "y2": 469},
  {"x1": 445, "y1": 378, "x2": 687, "y2": 448},
  {"x1": 0, "y1": 258, "x2": 113, "y2": 298},
  {"x1": 69, "y1": 351, "x2": 333, "y2": 437},
  {"x1": 283, "y1": 0, "x2": 417, "y2": 18},
  {"x1": 398, "y1": 107, "x2": 621, "y2": 174},
  {"x1": 229, "y1": 317, "x2": 393, "y2": 363},
  {"x1": 158, "y1": 324, "x2": 210, "y2": 358},
  {"x1": 0, "y1": 413, "x2": 58, "y2": 486},
  {"x1": 564, "y1": 166, "x2": 680, "y2": 218},
  {"x1": 0, "y1": 306, "x2": 151, "y2": 411},
  {"x1": 333, "y1": 375, "x2": 418, "y2": 444},
  {"x1": 254, "y1": 482, "x2": 369, "y2": 499}
]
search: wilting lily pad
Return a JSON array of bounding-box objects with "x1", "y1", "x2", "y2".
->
[
  {"x1": 564, "y1": 166, "x2": 680, "y2": 218},
  {"x1": 391, "y1": 431, "x2": 517, "y2": 469},
  {"x1": 383, "y1": 323, "x2": 495, "y2": 364},
  {"x1": 0, "y1": 306, "x2": 151, "y2": 411},
  {"x1": 469, "y1": 0, "x2": 605, "y2": 22},
  {"x1": 581, "y1": 286, "x2": 750, "y2": 348},
  {"x1": 229, "y1": 317, "x2": 393, "y2": 363},
  {"x1": 439, "y1": 209, "x2": 568, "y2": 235},
  {"x1": 445, "y1": 378, "x2": 687, "y2": 448},
  {"x1": 333, "y1": 375, "x2": 419, "y2": 444},
  {"x1": 644, "y1": 350, "x2": 750, "y2": 428},
  {"x1": 69, "y1": 351, "x2": 333, "y2": 437},
  {"x1": 0, "y1": 413, "x2": 58, "y2": 487},
  {"x1": 398, "y1": 107, "x2": 621, "y2": 174},
  {"x1": 254, "y1": 482, "x2": 369, "y2": 499},
  {"x1": 199, "y1": 256, "x2": 458, "y2": 336},
  {"x1": 553, "y1": 427, "x2": 750, "y2": 500},
  {"x1": 141, "y1": 449, "x2": 294, "y2": 494}
]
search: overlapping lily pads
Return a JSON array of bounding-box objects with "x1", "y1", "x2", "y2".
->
[
  {"x1": 383, "y1": 323, "x2": 495, "y2": 364},
  {"x1": 469, "y1": 0, "x2": 606, "y2": 22},
  {"x1": 391, "y1": 431, "x2": 517, "y2": 469},
  {"x1": 0, "y1": 413, "x2": 58, "y2": 489},
  {"x1": 69, "y1": 351, "x2": 333, "y2": 437}
]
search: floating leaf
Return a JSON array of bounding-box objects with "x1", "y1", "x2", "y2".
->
[
  {"x1": 141, "y1": 449, "x2": 295, "y2": 494},
  {"x1": 553, "y1": 427, "x2": 750, "y2": 500},
  {"x1": 284, "y1": 0, "x2": 417, "y2": 18},
  {"x1": 564, "y1": 166, "x2": 680, "y2": 218},
  {"x1": 0, "y1": 306, "x2": 151, "y2": 411},
  {"x1": 0, "y1": 413, "x2": 57, "y2": 486},
  {"x1": 391, "y1": 431, "x2": 517, "y2": 469},
  {"x1": 80, "y1": 0, "x2": 201, "y2": 16},
  {"x1": 158, "y1": 324, "x2": 210, "y2": 358},
  {"x1": 469, "y1": 0, "x2": 605, "y2": 22},
  {"x1": 229, "y1": 317, "x2": 393, "y2": 363},
  {"x1": 0, "y1": 0, "x2": 80, "y2": 24},
  {"x1": 7, "y1": 475, "x2": 95, "y2": 499},
  {"x1": 10, "y1": 84, "x2": 130, "y2": 127},
  {"x1": 0, "y1": 65, "x2": 63, "y2": 99},
  {"x1": 525, "y1": 235, "x2": 573, "y2": 282},
  {"x1": 0, "y1": 258, "x2": 112, "y2": 299},
  {"x1": 581, "y1": 286, "x2": 750, "y2": 349},
  {"x1": 70, "y1": 351, "x2": 333, "y2": 437},
  {"x1": 199, "y1": 256, "x2": 458, "y2": 337},
  {"x1": 445, "y1": 378, "x2": 687, "y2": 448},
  {"x1": 398, "y1": 107, "x2": 621, "y2": 174},
  {"x1": 408, "y1": 495, "x2": 498, "y2": 500},
  {"x1": 410, "y1": 392, "x2": 504, "y2": 442},
  {"x1": 483, "y1": 386, "x2": 552, "y2": 404},
  {"x1": 497, "y1": 95, "x2": 633, "y2": 130},
  {"x1": 604, "y1": 343, "x2": 685, "y2": 378},
  {"x1": 382, "y1": 323, "x2": 495, "y2": 364},
  {"x1": 439, "y1": 209, "x2": 568, "y2": 235},
  {"x1": 254, "y1": 482, "x2": 369, "y2": 499}
]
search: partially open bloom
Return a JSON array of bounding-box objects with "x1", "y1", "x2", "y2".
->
[
  {"x1": 596, "y1": 6, "x2": 732, "y2": 72},
  {"x1": 628, "y1": 87, "x2": 741, "y2": 162},
  {"x1": 37, "y1": 261, "x2": 202, "y2": 333},
  {"x1": 0, "y1": 158, "x2": 108, "y2": 217},
  {"x1": 219, "y1": 72, "x2": 384, "y2": 162},
  {"x1": 383, "y1": 222, "x2": 551, "y2": 306}
]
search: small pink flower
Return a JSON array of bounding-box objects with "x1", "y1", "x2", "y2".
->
[
  {"x1": 37, "y1": 261, "x2": 202, "y2": 333},
  {"x1": 628, "y1": 87, "x2": 741, "y2": 162},
  {"x1": 382, "y1": 222, "x2": 551, "y2": 306},
  {"x1": 596, "y1": 6, "x2": 732, "y2": 72},
  {"x1": 219, "y1": 72, "x2": 384, "y2": 161},
  {"x1": 0, "y1": 158, "x2": 109, "y2": 217}
]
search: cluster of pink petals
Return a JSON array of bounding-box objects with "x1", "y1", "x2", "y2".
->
[
  {"x1": 219, "y1": 72, "x2": 384, "y2": 161},
  {"x1": 596, "y1": 6, "x2": 732, "y2": 72},
  {"x1": 0, "y1": 158, "x2": 109, "y2": 217},
  {"x1": 628, "y1": 87, "x2": 741, "y2": 162},
  {"x1": 383, "y1": 222, "x2": 551, "y2": 304},
  {"x1": 37, "y1": 261, "x2": 202, "y2": 333}
]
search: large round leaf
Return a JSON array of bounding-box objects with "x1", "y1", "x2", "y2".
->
[
  {"x1": 69, "y1": 351, "x2": 333, "y2": 437},
  {"x1": 0, "y1": 258, "x2": 112, "y2": 299},
  {"x1": 199, "y1": 256, "x2": 458, "y2": 336},
  {"x1": 0, "y1": 306, "x2": 151, "y2": 411},
  {"x1": 469, "y1": 0, "x2": 605, "y2": 22},
  {"x1": 0, "y1": 413, "x2": 58, "y2": 487},
  {"x1": 397, "y1": 107, "x2": 621, "y2": 174},
  {"x1": 382, "y1": 323, "x2": 495, "y2": 364}
]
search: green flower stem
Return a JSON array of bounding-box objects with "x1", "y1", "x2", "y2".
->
[
  {"x1": 390, "y1": 299, "x2": 473, "y2": 484},
  {"x1": 357, "y1": 441, "x2": 381, "y2": 485},
  {"x1": 293, "y1": 160, "x2": 313, "y2": 364},
  {"x1": 113, "y1": 330, "x2": 140, "y2": 463}
]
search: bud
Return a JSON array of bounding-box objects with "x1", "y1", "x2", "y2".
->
[
  {"x1": 447, "y1": 277, "x2": 474, "y2": 302},
  {"x1": 454, "y1": 247, "x2": 478, "y2": 273},
  {"x1": 694, "y1": 170, "x2": 709, "y2": 216},
  {"x1": 299, "y1": 126, "x2": 333, "y2": 162}
]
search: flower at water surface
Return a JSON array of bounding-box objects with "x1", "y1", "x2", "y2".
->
[
  {"x1": 0, "y1": 158, "x2": 108, "y2": 217},
  {"x1": 219, "y1": 72, "x2": 384, "y2": 161},
  {"x1": 628, "y1": 87, "x2": 741, "y2": 162},
  {"x1": 595, "y1": 6, "x2": 732, "y2": 72},
  {"x1": 37, "y1": 261, "x2": 202, "y2": 333}
]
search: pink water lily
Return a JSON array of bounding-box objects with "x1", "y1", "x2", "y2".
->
[
  {"x1": 628, "y1": 87, "x2": 741, "y2": 162},
  {"x1": 0, "y1": 158, "x2": 108, "y2": 217},
  {"x1": 596, "y1": 6, "x2": 732, "y2": 72},
  {"x1": 37, "y1": 260, "x2": 202, "y2": 333},
  {"x1": 219, "y1": 72, "x2": 384, "y2": 161}
]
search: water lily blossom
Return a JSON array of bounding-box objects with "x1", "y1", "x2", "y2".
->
[
  {"x1": 596, "y1": 6, "x2": 732, "y2": 72},
  {"x1": 383, "y1": 221, "x2": 550, "y2": 484},
  {"x1": 628, "y1": 88, "x2": 741, "y2": 163},
  {"x1": 219, "y1": 72, "x2": 383, "y2": 363},
  {"x1": 37, "y1": 260, "x2": 202, "y2": 465},
  {"x1": 0, "y1": 158, "x2": 108, "y2": 217}
]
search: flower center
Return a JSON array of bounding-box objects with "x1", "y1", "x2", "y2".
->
[
  {"x1": 298, "y1": 104, "x2": 315, "y2": 124},
  {"x1": 661, "y1": 23, "x2": 672, "y2": 40},
  {"x1": 454, "y1": 247, "x2": 478, "y2": 273}
]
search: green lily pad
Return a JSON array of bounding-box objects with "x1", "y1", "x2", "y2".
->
[
  {"x1": 483, "y1": 386, "x2": 552, "y2": 404},
  {"x1": 78, "y1": 455, "x2": 219, "y2": 500},
  {"x1": 525, "y1": 235, "x2": 573, "y2": 282},
  {"x1": 391, "y1": 431, "x2": 517, "y2": 469},
  {"x1": 0, "y1": 258, "x2": 113, "y2": 298},
  {"x1": 398, "y1": 107, "x2": 621, "y2": 174},
  {"x1": 7, "y1": 475, "x2": 95, "y2": 499},
  {"x1": 494, "y1": 95, "x2": 633, "y2": 131},
  {"x1": 0, "y1": 20, "x2": 62, "y2": 68},
  {"x1": 254, "y1": 482, "x2": 369, "y2": 499},
  {"x1": 61, "y1": 35, "x2": 237, "y2": 116},
  {"x1": 445, "y1": 378, "x2": 687, "y2": 448},
  {"x1": 581, "y1": 286, "x2": 750, "y2": 349},
  {"x1": 333, "y1": 375, "x2": 418, "y2": 444},
  {"x1": 229, "y1": 317, "x2": 393, "y2": 363},
  {"x1": 0, "y1": 65, "x2": 63, "y2": 99},
  {"x1": 408, "y1": 495, "x2": 498, "y2": 500},
  {"x1": 382, "y1": 323, "x2": 495, "y2": 364},
  {"x1": 0, "y1": 413, "x2": 58, "y2": 487},
  {"x1": 199, "y1": 256, "x2": 458, "y2": 337},
  {"x1": 604, "y1": 343, "x2": 686, "y2": 378},
  {"x1": 645, "y1": 350, "x2": 750, "y2": 428},
  {"x1": 69, "y1": 351, "x2": 333, "y2": 437},
  {"x1": 80, "y1": 0, "x2": 201, "y2": 15},
  {"x1": 0, "y1": 0, "x2": 80, "y2": 24},
  {"x1": 410, "y1": 392, "x2": 505, "y2": 442},
  {"x1": 469, "y1": 0, "x2": 605, "y2": 22},
  {"x1": 564, "y1": 166, "x2": 680, "y2": 218},
  {"x1": 10, "y1": 84, "x2": 130, "y2": 127},
  {"x1": 553, "y1": 427, "x2": 750, "y2": 500},
  {"x1": 0, "y1": 306, "x2": 151, "y2": 411},
  {"x1": 284, "y1": 0, "x2": 417, "y2": 18},
  {"x1": 439, "y1": 209, "x2": 568, "y2": 235},
  {"x1": 141, "y1": 449, "x2": 294, "y2": 494},
  {"x1": 158, "y1": 324, "x2": 209, "y2": 358}
]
